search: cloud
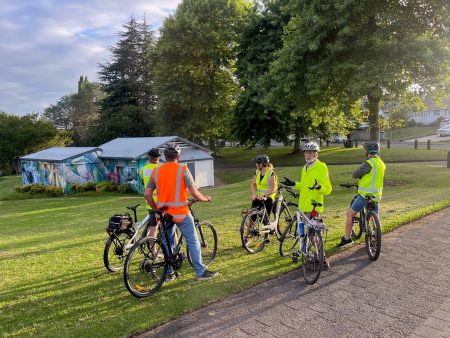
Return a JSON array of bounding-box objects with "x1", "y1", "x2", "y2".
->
[{"x1": 0, "y1": 0, "x2": 181, "y2": 116}]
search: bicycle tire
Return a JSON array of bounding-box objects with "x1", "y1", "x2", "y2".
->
[
  {"x1": 349, "y1": 198, "x2": 363, "y2": 240},
  {"x1": 279, "y1": 218, "x2": 299, "y2": 257},
  {"x1": 302, "y1": 229, "x2": 324, "y2": 285},
  {"x1": 123, "y1": 236, "x2": 167, "y2": 298},
  {"x1": 276, "y1": 204, "x2": 293, "y2": 237},
  {"x1": 103, "y1": 230, "x2": 133, "y2": 272},
  {"x1": 365, "y1": 211, "x2": 381, "y2": 261},
  {"x1": 240, "y1": 209, "x2": 266, "y2": 254},
  {"x1": 187, "y1": 221, "x2": 218, "y2": 268}
]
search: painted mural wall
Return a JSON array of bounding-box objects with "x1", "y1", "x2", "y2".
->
[{"x1": 21, "y1": 152, "x2": 108, "y2": 193}]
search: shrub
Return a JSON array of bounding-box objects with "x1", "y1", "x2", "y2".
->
[
  {"x1": 45, "y1": 186, "x2": 64, "y2": 197},
  {"x1": 29, "y1": 184, "x2": 47, "y2": 194},
  {"x1": 96, "y1": 181, "x2": 118, "y2": 192},
  {"x1": 84, "y1": 182, "x2": 97, "y2": 191},
  {"x1": 16, "y1": 185, "x2": 32, "y2": 192},
  {"x1": 117, "y1": 183, "x2": 132, "y2": 194}
]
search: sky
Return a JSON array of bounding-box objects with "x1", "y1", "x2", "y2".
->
[{"x1": 0, "y1": 0, "x2": 182, "y2": 116}]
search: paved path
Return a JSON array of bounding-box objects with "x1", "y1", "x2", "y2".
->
[{"x1": 138, "y1": 208, "x2": 450, "y2": 338}]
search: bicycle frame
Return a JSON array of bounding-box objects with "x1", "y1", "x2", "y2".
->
[
  {"x1": 259, "y1": 187, "x2": 294, "y2": 235},
  {"x1": 124, "y1": 213, "x2": 150, "y2": 251}
]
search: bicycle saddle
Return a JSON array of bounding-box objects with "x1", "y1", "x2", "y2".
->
[
  {"x1": 311, "y1": 200, "x2": 323, "y2": 207},
  {"x1": 126, "y1": 204, "x2": 140, "y2": 211}
]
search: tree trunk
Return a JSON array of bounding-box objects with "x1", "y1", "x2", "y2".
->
[
  {"x1": 208, "y1": 138, "x2": 216, "y2": 153},
  {"x1": 292, "y1": 125, "x2": 302, "y2": 154},
  {"x1": 367, "y1": 94, "x2": 380, "y2": 142}
]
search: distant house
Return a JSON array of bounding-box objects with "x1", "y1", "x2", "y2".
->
[
  {"x1": 407, "y1": 97, "x2": 450, "y2": 125},
  {"x1": 98, "y1": 136, "x2": 214, "y2": 193},
  {"x1": 20, "y1": 147, "x2": 107, "y2": 193}
]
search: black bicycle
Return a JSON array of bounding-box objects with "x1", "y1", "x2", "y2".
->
[
  {"x1": 340, "y1": 183, "x2": 382, "y2": 261},
  {"x1": 123, "y1": 200, "x2": 218, "y2": 298},
  {"x1": 103, "y1": 204, "x2": 152, "y2": 272}
]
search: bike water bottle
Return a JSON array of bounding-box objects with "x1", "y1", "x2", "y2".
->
[{"x1": 298, "y1": 221, "x2": 305, "y2": 237}]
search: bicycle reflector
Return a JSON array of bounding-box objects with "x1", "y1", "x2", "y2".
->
[{"x1": 311, "y1": 210, "x2": 318, "y2": 218}]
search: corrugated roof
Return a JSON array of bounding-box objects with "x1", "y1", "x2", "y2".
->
[
  {"x1": 20, "y1": 147, "x2": 101, "y2": 162},
  {"x1": 98, "y1": 136, "x2": 213, "y2": 160},
  {"x1": 179, "y1": 148, "x2": 213, "y2": 161}
]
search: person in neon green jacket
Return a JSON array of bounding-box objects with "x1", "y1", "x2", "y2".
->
[{"x1": 284, "y1": 142, "x2": 332, "y2": 269}]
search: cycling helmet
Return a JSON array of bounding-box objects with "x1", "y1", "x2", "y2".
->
[
  {"x1": 254, "y1": 155, "x2": 270, "y2": 165},
  {"x1": 147, "y1": 148, "x2": 162, "y2": 158},
  {"x1": 164, "y1": 143, "x2": 181, "y2": 160},
  {"x1": 302, "y1": 142, "x2": 320, "y2": 152},
  {"x1": 363, "y1": 142, "x2": 380, "y2": 154}
]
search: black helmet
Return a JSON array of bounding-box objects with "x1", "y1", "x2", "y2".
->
[
  {"x1": 147, "y1": 148, "x2": 161, "y2": 158},
  {"x1": 363, "y1": 142, "x2": 380, "y2": 154},
  {"x1": 254, "y1": 155, "x2": 270, "y2": 165},
  {"x1": 164, "y1": 143, "x2": 181, "y2": 160}
]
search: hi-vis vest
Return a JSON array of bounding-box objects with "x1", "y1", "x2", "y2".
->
[
  {"x1": 151, "y1": 162, "x2": 189, "y2": 222},
  {"x1": 139, "y1": 163, "x2": 158, "y2": 210},
  {"x1": 358, "y1": 157, "x2": 386, "y2": 202},
  {"x1": 255, "y1": 169, "x2": 277, "y2": 199}
]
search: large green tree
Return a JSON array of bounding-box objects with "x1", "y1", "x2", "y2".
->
[
  {"x1": 0, "y1": 113, "x2": 70, "y2": 174},
  {"x1": 279, "y1": 0, "x2": 450, "y2": 141},
  {"x1": 233, "y1": 0, "x2": 292, "y2": 147},
  {"x1": 94, "y1": 17, "x2": 157, "y2": 144},
  {"x1": 155, "y1": 0, "x2": 251, "y2": 149}
]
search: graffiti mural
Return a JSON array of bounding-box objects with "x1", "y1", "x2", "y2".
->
[{"x1": 21, "y1": 152, "x2": 107, "y2": 193}]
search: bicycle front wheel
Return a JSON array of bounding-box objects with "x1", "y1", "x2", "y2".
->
[
  {"x1": 103, "y1": 230, "x2": 133, "y2": 272},
  {"x1": 279, "y1": 218, "x2": 299, "y2": 257},
  {"x1": 123, "y1": 236, "x2": 167, "y2": 298},
  {"x1": 187, "y1": 221, "x2": 218, "y2": 267},
  {"x1": 240, "y1": 209, "x2": 266, "y2": 254},
  {"x1": 365, "y1": 211, "x2": 381, "y2": 261},
  {"x1": 302, "y1": 229, "x2": 324, "y2": 285},
  {"x1": 276, "y1": 204, "x2": 293, "y2": 237}
]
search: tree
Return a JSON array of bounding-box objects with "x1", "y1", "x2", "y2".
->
[
  {"x1": 279, "y1": 0, "x2": 450, "y2": 141},
  {"x1": 232, "y1": 0, "x2": 292, "y2": 147},
  {"x1": 94, "y1": 16, "x2": 157, "y2": 144},
  {"x1": 43, "y1": 76, "x2": 105, "y2": 146},
  {"x1": 155, "y1": 0, "x2": 251, "y2": 149},
  {"x1": 0, "y1": 113, "x2": 70, "y2": 174}
]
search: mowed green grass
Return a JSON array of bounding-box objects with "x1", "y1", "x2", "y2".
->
[{"x1": 1, "y1": 159, "x2": 450, "y2": 337}]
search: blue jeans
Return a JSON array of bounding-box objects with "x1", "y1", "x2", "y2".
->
[
  {"x1": 163, "y1": 214, "x2": 206, "y2": 277},
  {"x1": 351, "y1": 195, "x2": 379, "y2": 214}
]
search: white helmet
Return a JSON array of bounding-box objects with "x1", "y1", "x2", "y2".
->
[{"x1": 302, "y1": 142, "x2": 320, "y2": 152}]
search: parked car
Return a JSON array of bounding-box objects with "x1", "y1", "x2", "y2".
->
[
  {"x1": 436, "y1": 125, "x2": 450, "y2": 137},
  {"x1": 327, "y1": 135, "x2": 347, "y2": 143},
  {"x1": 440, "y1": 119, "x2": 450, "y2": 128}
]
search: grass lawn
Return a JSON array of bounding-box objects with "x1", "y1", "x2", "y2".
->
[
  {"x1": 1, "y1": 150, "x2": 450, "y2": 337},
  {"x1": 383, "y1": 126, "x2": 437, "y2": 141}
]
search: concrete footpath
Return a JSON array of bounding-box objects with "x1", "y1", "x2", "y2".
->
[{"x1": 138, "y1": 208, "x2": 450, "y2": 338}]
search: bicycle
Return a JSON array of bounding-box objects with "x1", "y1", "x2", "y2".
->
[
  {"x1": 340, "y1": 183, "x2": 382, "y2": 261},
  {"x1": 278, "y1": 193, "x2": 327, "y2": 285},
  {"x1": 103, "y1": 204, "x2": 152, "y2": 272},
  {"x1": 240, "y1": 185, "x2": 297, "y2": 254},
  {"x1": 123, "y1": 200, "x2": 218, "y2": 298}
]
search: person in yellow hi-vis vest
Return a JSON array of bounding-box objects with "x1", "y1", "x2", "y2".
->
[
  {"x1": 338, "y1": 142, "x2": 386, "y2": 248},
  {"x1": 283, "y1": 142, "x2": 332, "y2": 270},
  {"x1": 139, "y1": 148, "x2": 161, "y2": 238},
  {"x1": 251, "y1": 155, "x2": 278, "y2": 223}
]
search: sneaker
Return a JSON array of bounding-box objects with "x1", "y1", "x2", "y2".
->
[
  {"x1": 338, "y1": 237, "x2": 353, "y2": 248},
  {"x1": 322, "y1": 257, "x2": 330, "y2": 271},
  {"x1": 197, "y1": 270, "x2": 219, "y2": 281},
  {"x1": 165, "y1": 271, "x2": 180, "y2": 282}
]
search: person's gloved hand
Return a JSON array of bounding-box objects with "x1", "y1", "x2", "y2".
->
[
  {"x1": 283, "y1": 177, "x2": 295, "y2": 187},
  {"x1": 308, "y1": 179, "x2": 321, "y2": 190}
]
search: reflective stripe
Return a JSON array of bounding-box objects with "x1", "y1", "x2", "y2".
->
[
  {"x1": 156, "y1": 201, "x2": 188, "y2": 207},
  {"x1": 174, "y1": 165, "x2": 184, "y2": 204},
  {"x1": 154, "y1": 166, "x2": 159, "y2": 185}
]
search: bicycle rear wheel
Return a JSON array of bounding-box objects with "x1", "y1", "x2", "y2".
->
[
  {"x1": 103, "y1": 230, "x2": 133, "y2": 272},
  {"x1": 302, "y1": 229, "x2": 324, "y2": 285},
  {"x1": 279, "y1": 218, "x2": 299, "y2": 257},
  {"x1": 123, "y1": 236, "x2": 167, "y2": 298},
  {"x1": 240, "y1": 209, "x2": 266, "y2": 254},
  {"x1": 187, "y1": 221, "x2": 218, "y2": 267},
  {"x1": 365, "y1": 211, "x2": 381, "y2": 261}
]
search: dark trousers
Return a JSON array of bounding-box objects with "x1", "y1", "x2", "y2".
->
[{"x1": 251, "y1": 197, "x2": 274, "y2": 223}]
